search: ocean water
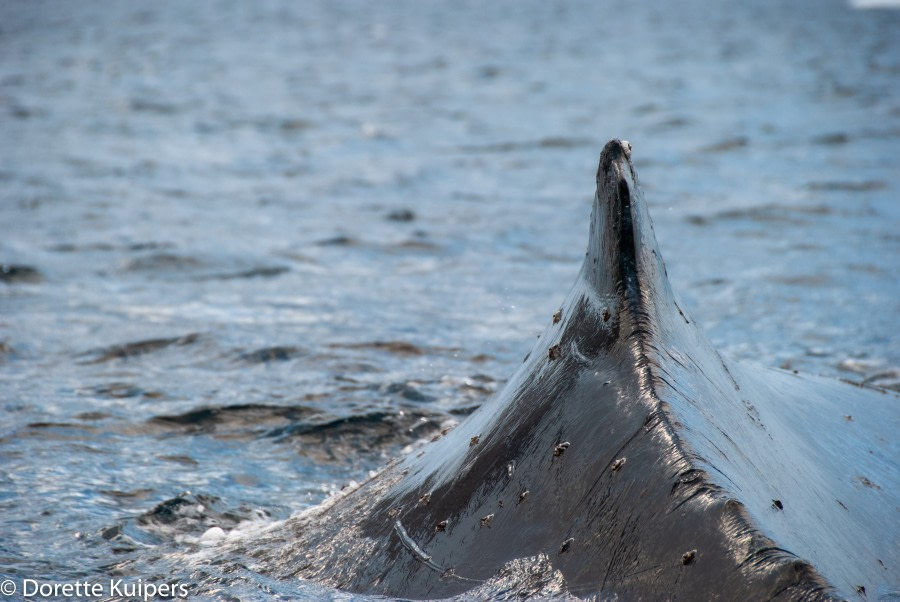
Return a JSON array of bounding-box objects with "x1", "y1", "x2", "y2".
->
[{"x1": 1, "y1": 0, "x2": 898, "y2": 599}]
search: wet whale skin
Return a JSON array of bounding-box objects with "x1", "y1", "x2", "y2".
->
[{"x1": 251, "y1": 140, "x2": 898, "y2": 600}]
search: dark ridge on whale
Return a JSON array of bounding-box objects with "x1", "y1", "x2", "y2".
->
[{"x1": 232, "y1": 140, "x2": 897, "y2": 600}]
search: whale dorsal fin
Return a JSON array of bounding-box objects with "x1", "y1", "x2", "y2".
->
[{"x1": 249, "y1": 141, "x2": 895, "y2": 600}]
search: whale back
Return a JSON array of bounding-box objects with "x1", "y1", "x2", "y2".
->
[{"x1": 244, "y1": 140, "x2": 897, "y2": 600}]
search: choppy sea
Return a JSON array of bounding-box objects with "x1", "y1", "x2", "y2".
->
[{"x1": 1, "y1": 0, "x2": 898, "y2": 599}]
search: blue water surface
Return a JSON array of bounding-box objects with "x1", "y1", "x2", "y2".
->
[{"x1": 1, "y1": 0, "x2": 898, "y2": 599}]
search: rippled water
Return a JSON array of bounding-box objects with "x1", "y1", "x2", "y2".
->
[{"x1": 1, "y1": 0, "x2": 898, "y2": 599}]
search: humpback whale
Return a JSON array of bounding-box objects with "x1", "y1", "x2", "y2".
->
[{"x1": 246, "y1": 140, "x2": 897, "y2": 599}]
